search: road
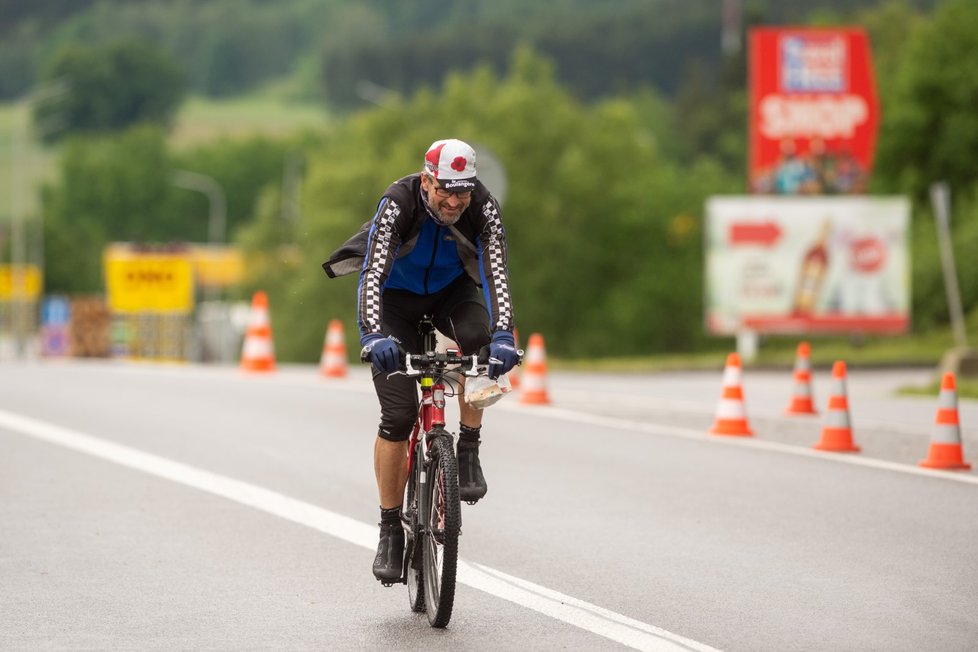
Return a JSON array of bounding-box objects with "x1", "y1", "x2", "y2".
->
[{"x1": 2, "y1": 360, "x2": 976, "y2": 650}]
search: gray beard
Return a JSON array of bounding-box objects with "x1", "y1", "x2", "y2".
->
[{"x1": 419, "y1": 186, "x2": 461, "y2": 226}]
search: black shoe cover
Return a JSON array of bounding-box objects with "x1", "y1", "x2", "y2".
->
[
  {"x1": 372, "y1": 523, "x2": 405, "y2": 582},
  {"x1": 457, "y1": 440, "x2": 488, "y2": 502}
]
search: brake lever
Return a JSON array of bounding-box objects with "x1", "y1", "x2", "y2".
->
[
  {"x1": 464, "y1": 353, "x2": 483, "y2": 377},
  {"x1": 404, "y1": 355, "x2": 419, "y2": 377}
]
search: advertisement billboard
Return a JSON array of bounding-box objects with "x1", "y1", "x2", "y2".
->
[
  {"x1": 706, "y1": 196, "x2": 910, "y2": 335},
  {"x1": 749, "y1": 28, "x2": 879, "y2": 195}
]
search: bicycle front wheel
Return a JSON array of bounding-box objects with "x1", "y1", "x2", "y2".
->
[
  {"x1": 404, "y1": 444, "x2": 425, "y2": 613},
  {"x1": 422, "y1": 435, "x2": 460, "y2": 628}
]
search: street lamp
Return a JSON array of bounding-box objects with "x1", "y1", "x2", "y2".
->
[
  {"x1": 7, "y1": 79, "x2": 69, "y2": 359},
  {"x1": 171, "y1": 169, "x2": 227, "y2": 244},
  {"x1": 171, "y1": 170, "x2": 230, "y2": 363}
]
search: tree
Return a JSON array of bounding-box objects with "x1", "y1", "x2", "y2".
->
[
  {"x1": 43, "y1": 125, "x2": 175, "y2": 293},
  {"x1": 41, "y1": 125, "x2": 302, "y2": 293},
  {"x1": 244, "y1": 47, "x2": 740, "y2": 362},
  {"x1": 875, "y1": 0, "x2": 978, "y2": 200},
  {"x1": 32, "y1": 39, "x2": 185, "y2": 142},
  {"x1": 863, "y1": 1, "x2": 978, "y2": 330}
]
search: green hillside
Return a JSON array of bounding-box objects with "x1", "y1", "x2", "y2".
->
[{"x1": 169, "y1": 95, "x2": 329, "y2": 149}]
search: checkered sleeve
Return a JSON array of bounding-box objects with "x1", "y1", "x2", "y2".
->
[
  {"x1": 477, "y1": 197, "x2": 514, "y2": 333},
  {"x1": 357, "y1": 198, "x2": 402, "y2": 339}
]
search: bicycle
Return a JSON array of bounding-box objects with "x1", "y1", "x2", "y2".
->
[{"x1": 363, "y1": 317, "x2": 521, "y2": 628}]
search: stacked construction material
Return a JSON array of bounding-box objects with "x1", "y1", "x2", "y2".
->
[{"x1": 68, "y1": 296, "x2": 111, "y2": 357}]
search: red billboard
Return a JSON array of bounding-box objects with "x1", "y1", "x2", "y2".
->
[{"x1": 748, "y1": 28, "x2": 879, "y2": 195}]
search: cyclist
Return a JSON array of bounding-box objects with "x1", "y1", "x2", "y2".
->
[{"x1": 322, "y1": 138, "x2": 518, "y2": 583}]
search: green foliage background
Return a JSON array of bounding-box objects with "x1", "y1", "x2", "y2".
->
[
  {"x1": 4, "y1": 0, "x2": 978, "y2": 364},
  {"x1": 237, "y1": 50, "x2": 750, "y2": 360},
  {"x1": 33, "y1": 39, "x2": 186, "y2": 142},
  {"x1": 0, "y1": 0, "x2": 941, "y2": 102}
]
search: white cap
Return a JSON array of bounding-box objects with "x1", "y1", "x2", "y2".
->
[{"x1": 423, "y1": 139, "x2": 477, "y2": 191}]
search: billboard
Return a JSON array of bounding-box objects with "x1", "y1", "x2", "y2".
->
[
  {"x1": 706, "y1": 196, "x2": 910, "y2": 335},
  {"x1": 749, "y1": 28, "x2": 879, "y2": 194}
]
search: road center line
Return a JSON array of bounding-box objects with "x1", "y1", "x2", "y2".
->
[{"x1": 0, "y1": 408, "x2": 719, "y2": 652}]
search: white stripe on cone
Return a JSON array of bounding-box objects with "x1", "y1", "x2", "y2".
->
[{"x1": 243, "y1": 338, "x2": 274, "y2": 358}]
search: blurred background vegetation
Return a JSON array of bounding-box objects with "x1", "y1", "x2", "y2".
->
[{"x1": 1, "y1": 0, "x2": 976, "y2": 366}]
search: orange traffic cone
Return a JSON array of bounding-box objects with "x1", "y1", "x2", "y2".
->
[
  {"x1": 507, "y1": 328, "x2": 521, "y2": 389},
  {"x1": 519, "y1": 333, "x2": 551, "y2": 405},
  {"x1": 813, "y1": 361, "x2": 860, "y2": 452},
  {"x1": 709, "y1": 353, "x2": 753, "y2": 436},
  {"x1": 785, "y1": 341, "x2": 818, "y2": 415},
  {"x1": 240, "y1": 290, "x2": 276, "y2": 373},
  {"x1": 319, "y1": 319, "x2": 348, "y2": 378},
  {"x1": 919, "y1": 373, "x2": 971, "y2": 470}
]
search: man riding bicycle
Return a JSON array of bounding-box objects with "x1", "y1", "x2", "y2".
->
[{"x1": 322, "y1": 138, "x2": 518, "y2": 583}]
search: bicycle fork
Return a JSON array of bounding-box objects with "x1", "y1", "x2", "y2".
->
[
  {"x1": 418, "y1": 378, "x2": 455, "y2": 541},
  {"x1": 401, "y1": 377, "x2": 450, "y2": 584}
]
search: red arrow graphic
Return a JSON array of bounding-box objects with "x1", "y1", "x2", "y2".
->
[{"x1": 729, "y1": 221, "x2": 782, "y2": 246}]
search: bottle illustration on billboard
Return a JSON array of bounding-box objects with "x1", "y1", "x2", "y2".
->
[{"x1": 791, "y1": 219, "x2": 832, "y2": 316}]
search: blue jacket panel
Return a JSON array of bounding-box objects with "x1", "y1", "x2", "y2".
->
[{"x1": 384, "y1": 219, "x2": 464, "y2": 294}]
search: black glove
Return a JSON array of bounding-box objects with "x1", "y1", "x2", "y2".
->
[
  {"x1": 361, "y1": 334, "x2": 400, "y2": 374},
  {"x1": 487, "y1": 330, "x2": 517, "y2": 380}
]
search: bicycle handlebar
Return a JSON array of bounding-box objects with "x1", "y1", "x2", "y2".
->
[
  {"x1": 360, "y1": 344, "x2": 524, "y2": 377},
  {"x1": 404, "y1": 351, "x2": 488, "y2": 377}
]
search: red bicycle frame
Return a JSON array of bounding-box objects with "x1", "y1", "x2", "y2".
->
[{"x1": 407, "y1": 376, "x2": 448, "y2": 475}]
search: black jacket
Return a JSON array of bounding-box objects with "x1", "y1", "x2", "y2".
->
[{"x1": 322, "y1": 174, "x2": 514, "y2": 339}]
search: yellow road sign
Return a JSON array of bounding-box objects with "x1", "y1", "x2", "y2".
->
[
  {"x1": 191, "y1": 245, "x2": 245, "y2": 288},
  {"x1": 104, "y1": 246, "x2": 195, "y2": 313},
  {"x1": 0, "y1": 264, "x2": 42, "y2": 300}
]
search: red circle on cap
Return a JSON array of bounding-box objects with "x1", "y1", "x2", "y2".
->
[{"x1": 451, "y1": 156, "x2": 467, "y2": 172}]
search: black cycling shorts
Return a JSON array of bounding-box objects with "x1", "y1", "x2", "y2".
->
[{"x1": 372, "y1": 275, "x2": 491, "y2": 441}]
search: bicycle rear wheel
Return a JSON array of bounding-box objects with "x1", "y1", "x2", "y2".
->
[{"x1": 422, "y1": 435, "x2": 460, "y2": 628}]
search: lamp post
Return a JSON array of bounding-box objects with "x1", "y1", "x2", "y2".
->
[
  {"x1": 171, "y1": 170, "x2": 229, "y2": 363},
  {"x1": 931, "y1": 181, "x2": 978, "y2": 377},
  {"x1": 7, "y1": 80, "x2": 68, "y2": 359},
  {"x1": 171, "y1": 169, "x2": 226, "y2": 244}
]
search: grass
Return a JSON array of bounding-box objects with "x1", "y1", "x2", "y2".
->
[
  {"x1": 548, "y1": 329, "x2": 978, "y2": 399},
  {"x1": 898, "y1": 376, "x2": 978, "y2": 400},
  {"x1": 169, "y1": 94, "x2": 329, "y2": 149},
  {"x1": 0, "y1": 91, "x2": 329, "y2": 226},
  {"x1": 551, "y1": 330, "x2": 957, "y2": 371}
]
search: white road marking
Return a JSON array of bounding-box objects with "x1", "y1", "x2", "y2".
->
[
  {"x1": 503, "y1": 404, "x2": 978, "y2": 485},
  {"x1": 0, "y1": 408, "x2": 719, "y2": 652},
  {"x1": 96, "y1": 365, "x2": 978, "y2": 484},
  {"x1": 22, "y1": 363, "x2": 974, "y2": 485},
  {"x1": 458, "y1": 561, "x2": 715, "y2": 651}
]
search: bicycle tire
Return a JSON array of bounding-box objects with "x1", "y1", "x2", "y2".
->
[
  {"x1": 422, "y1": 435, "x2": 460, "y2": 628},
  {"x1": 404, "y1": 445, "x2": 425, "y2": 613}
]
